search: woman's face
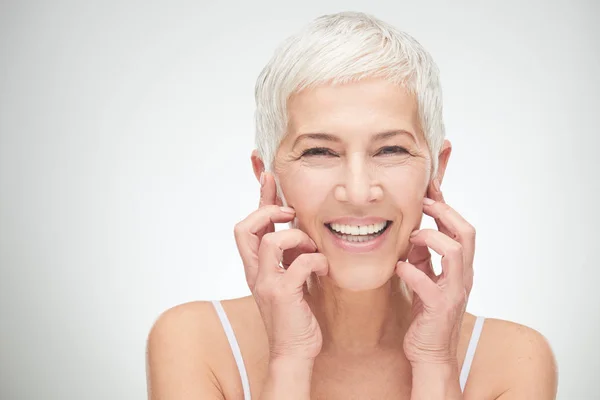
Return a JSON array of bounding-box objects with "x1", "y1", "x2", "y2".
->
[{"x1": 273, "y1": 78, "x2": 436, "y2": 291}]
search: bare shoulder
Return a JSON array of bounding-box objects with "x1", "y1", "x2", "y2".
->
[
  {"x1": 145, "y1": 300, "x2": 226, "y2": 399},
  {"x1": 472, "y1": 317, "x2": 558, "y2": 399},
  {"x1": 145, "y1": 297, "x2": 266, "y2": 400}
]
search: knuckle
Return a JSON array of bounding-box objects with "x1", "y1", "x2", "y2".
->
[
  {"x1": 252, "y1": 282, "x2": 268, "y2": 298},
  {"x1": 261, "y1": 232, "x2": 277, "y2": 247},
  {"x1": 448, "y1": 242, "x2": 463, "y2": 257},
  {"x1": 441, "y1": 205, "x2": 453, "y2": 216},
  {"x1": 463, "y1": 224, "x2": 476, "y2": 239},
  {"x1": 233, "y1": 222, "x2": 245, "y2": 238},
  {"x1": 256, "y1": 282, "x2": 277, "y2": 300}
]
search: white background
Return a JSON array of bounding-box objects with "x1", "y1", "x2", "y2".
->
[{"x1": 1, "y1": 0, "x2": 598, "y2": 399}]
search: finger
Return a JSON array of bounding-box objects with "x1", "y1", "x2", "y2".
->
[
  {"x1": 257, "y1": 229, "x2": 317, "y2": 279},
  {"x1": 396, "y1": 261, "x2": 441, "y2": 306},
  {"x1": 259, "y1": 171, "x2": 278, "y2": 208},
  {"x1": 280, "y1": 253, "x2": 329, "y2": 295},
  {"x1": 426, "y1": 178, "x2": 451, "y2": 237},
  {"x1": 406, "y1": 242, "x2": 437, "y2": 281},
  {"x1": 236, "y1": 205, "x2": 296, "y2": 236},
  {"x1": 281, "y1": 244, "x2": 313, "y2": 269},
  {"x1": 421, "y1": 198, "x2": 476, "y2": 269},
  {"x1": 425, "y1": 180, "x2": 475, "y2": 294},
  {"x1": 234, "y1": 205, "x2": 296, "y2": 269},
  {"x1": 409, "y1": 229, "x2": 464, "y2": 292}
]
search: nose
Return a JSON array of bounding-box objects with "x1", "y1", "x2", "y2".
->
[{"x1": 334, "y1": 155, "x2": 383, "y2": 205}]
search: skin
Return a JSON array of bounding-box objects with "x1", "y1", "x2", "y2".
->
[{"x1": 146, "y1": 78, "x2": 558, "y2": 399}]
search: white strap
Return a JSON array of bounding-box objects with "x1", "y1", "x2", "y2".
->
[
  {"x1": 459, "y1": 316, "x2": 485, "y2": 392},
  {"x1": 211, "y1": 300, "x2": 252, "y2": 400}
]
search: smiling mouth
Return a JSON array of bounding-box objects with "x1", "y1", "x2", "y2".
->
[{"x1": 325, "y1": 221, "x2": 392, "y2": 243}]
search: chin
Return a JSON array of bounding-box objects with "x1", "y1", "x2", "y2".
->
[{"x1": 324, "y1": 259, "x2": 398, "y2": 291}]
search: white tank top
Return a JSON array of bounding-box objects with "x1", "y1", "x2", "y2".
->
[{"x1": 212, "y1": 300, "x2": 485, "y2": 399}]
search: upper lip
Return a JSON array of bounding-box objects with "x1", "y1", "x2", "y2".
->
[{"x1": 324, "y1": 217, "x2": 391, "y2": 226}]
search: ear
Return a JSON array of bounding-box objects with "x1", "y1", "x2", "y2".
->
[
  {"x1": 250, "y1": 149, "x2": 265, "y2": 183},
  {"x1": 431, "y1": 139, "x2": 452, "y2": 187},
  {"x1": 250, "y1": 150, "x2": 285, "y2": 207}
]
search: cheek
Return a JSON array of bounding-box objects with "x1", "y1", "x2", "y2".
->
[
  {"x1": 378, "y1": 166, "x2": 428, "y2": 230},
  {"x1": 378, "y1": 164, "x2": 428, "y2": 202},
  {"x1": 279, "y1": 169, "x2": 338, "y2": 235},
  {"x1": 279, "y1": 168, "x2": 332, "y2": 211}
]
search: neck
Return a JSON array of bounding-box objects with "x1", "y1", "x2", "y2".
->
[{"x1": 306, "y1": 274, "x2": 412, "y2": 356}]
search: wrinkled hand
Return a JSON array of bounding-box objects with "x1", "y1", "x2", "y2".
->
[
  {"x1": 396, "y1": 178, "x2": 475, "y2": 366},
  {"x1": 233, "y1": 172, "x2": 329, "y2": 361}
]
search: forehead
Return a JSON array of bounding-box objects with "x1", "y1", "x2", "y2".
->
[{"x1": 286, "y1": 78, "x2": 421, "y2": 141}]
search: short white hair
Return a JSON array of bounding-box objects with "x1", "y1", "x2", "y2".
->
[{"x1": 254, "y1": 11, "x2": 446, "y2": 195}]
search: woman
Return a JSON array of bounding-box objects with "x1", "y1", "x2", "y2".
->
[{"x1": 146, "y1": 11, "x2": 558, "y2": 399}]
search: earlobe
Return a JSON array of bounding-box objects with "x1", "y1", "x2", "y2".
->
[{"x1": 251, "y1": 149, "x2": 265, "y2": 183}]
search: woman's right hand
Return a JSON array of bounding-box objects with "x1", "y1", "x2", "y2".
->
[{"x1": 233, "y1": 172, "x2": 329, "y2": 361}]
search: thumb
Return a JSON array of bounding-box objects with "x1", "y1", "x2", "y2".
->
[{"x1": 407, "y1": 243, "x2": 437, "y2": 281}]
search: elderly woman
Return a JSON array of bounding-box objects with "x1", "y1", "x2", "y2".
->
[{"x1": 146, "y1": 11, "x2": 558, "y2": 400}]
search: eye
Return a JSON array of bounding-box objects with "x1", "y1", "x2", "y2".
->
[
  {"x1": 376, "y1": 146, "x2": 409, "y2": 156},
  {"x1": 301, "y1": 147, "x2": 338, "y2": 157}
]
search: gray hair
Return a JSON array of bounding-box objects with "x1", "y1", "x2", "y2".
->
[{"x1": 254, "y1": 11, "x2": 446, "y2": 202}]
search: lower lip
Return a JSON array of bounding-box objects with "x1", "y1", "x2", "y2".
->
[{"x1": 325, "y1": 223, "x2": 392, "y2": 253}]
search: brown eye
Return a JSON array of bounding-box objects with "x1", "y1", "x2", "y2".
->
[
  {"x1": 301, "y1": 147, "x2": 338, "y2": 157},
  {"x1": 377, "y1": 146, "x2": 409, "y2": 156}
]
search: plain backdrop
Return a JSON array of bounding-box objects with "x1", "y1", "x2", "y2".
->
[{"x1": 1, "y1": 0, "x2": 599, "y2": 399}]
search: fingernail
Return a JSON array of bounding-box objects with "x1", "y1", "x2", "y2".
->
[
  {"x1": 423, "y1": 197, "x2": 435, "y2": 205},
  {"x1": 280, "y1": 206, "x2": 295, "y2": 214},
  {"x1": 410, "y1": 230, "x2": 420, "y2": 237},
  {"x1": 260, "y1": 172, "x2": 265, "y2": 187}
]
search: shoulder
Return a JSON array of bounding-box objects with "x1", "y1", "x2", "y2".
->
[
  {"x1": 147, "y1": 296, "x2": 260, "y2": 345},
  {"x1": 145, "y1": 300, "x2": 224, "y2": 398},
  {"x1": 145, "y1": 296, "x2": 266, "y2": 399},
  {"x1": 147, "y1": 296, "x2": 261, "y2": 361},
  {"x1": 147, "y1": 300, "x2": 224, "y2": 361},
  {"x1": 477, "y1": 317, "x2": 558, "y2": 399}
]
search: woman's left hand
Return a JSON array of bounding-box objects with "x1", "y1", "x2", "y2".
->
[{"x1": 396, "y1": 178, "x2": 475, "y2": 367}]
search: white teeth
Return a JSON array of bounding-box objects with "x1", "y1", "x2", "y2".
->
[
  {"x1": 329, "y1": 221, "x2": 387, "y2": 236},
  {"x1": 338, "y1": 234, "x2": 375, "y2": 242}
]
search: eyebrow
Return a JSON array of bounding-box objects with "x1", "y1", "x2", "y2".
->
[{"x1": 292, "y1": 129, "x2": 416, "y2": 148}]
